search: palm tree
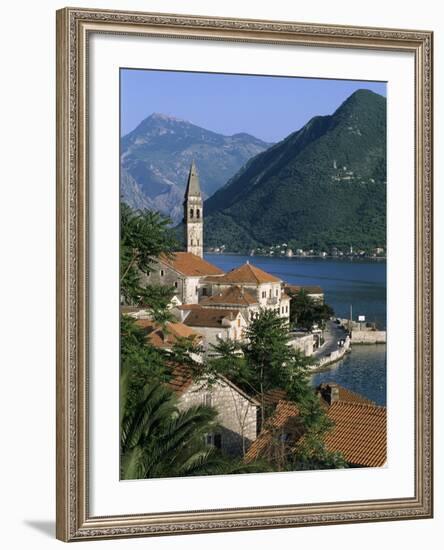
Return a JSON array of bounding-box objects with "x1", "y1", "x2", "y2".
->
[{"x1": 121, "y1": 378, "x2": 227, "y2": 479}]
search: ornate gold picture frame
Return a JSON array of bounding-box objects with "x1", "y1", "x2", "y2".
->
[{"x1": 56, "y1": 7, "x2": 433, "y2": 542}]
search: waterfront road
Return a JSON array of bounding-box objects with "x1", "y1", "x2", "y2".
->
[{"x1": 312, "y1": 320, "x2": 348, "y2": 361}]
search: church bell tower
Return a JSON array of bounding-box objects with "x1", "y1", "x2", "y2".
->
[{"x1": 184, "y1": 161, "x2": 203, "y2": 258}]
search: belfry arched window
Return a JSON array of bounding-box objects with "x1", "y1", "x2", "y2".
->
[
  {"x1": 196, "y1": 208, "x2": 200, "y2": 218},
  {"x1": 190, "y1": 208, "x2": 194, "y2": 219}
]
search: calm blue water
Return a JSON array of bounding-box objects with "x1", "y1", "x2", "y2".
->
[{"x1": 204, "y1": 254, "x2": 387, "y2": 405}]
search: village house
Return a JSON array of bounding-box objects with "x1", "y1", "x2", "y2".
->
[
  {"x1": 131, "y1": 315, "x2": 259, "y2": 457},
  {"x1": 142, "y1": 251, "x2": 224, "y2": 305},
  {"x1": 182, "y1": 307, "x2": 248, "y2": 350},
  {"x1": 199, "y1": 285, "x2": 261, "y2": 321},
  {"x1": 169, "y1": 364, "x2": 260, "y2": 457},
  {"x1": 202, "y1": 262, "x2": 291, "y2": 322}
]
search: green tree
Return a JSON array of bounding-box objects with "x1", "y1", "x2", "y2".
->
[
  {"x1": 120, "y1": 203, "x2": 177, "y2": 304},
  {"x1": 242, "y1": 310, "x2": 311, "y2": 424},
  {"x1": 289, "y1": 289, "x2": 334, "y2": 330},
  {"x1": 289, "y1": 393, "x2": 347, "y2": 470},
  {"x1": 121, "y1": 380, "x2": 224, "y2": 479}
]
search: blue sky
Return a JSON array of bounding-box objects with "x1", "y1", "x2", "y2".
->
[{"x1": 121, "y1": 69, "x2": 386, "y2": 143}]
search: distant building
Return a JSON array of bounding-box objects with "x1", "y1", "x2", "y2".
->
[
  {"x1": 182, "y1": 307, "x2": 247, "y2": 349},
  {"x1": 144, "y1": 252, "x2": 224, "y2": 305},
  {"x1": 203, "y1": 262, "x2": 291, "y2": 322},
  {"x1": 199, "y1": 285, "x2": 260, "y2": 321}
]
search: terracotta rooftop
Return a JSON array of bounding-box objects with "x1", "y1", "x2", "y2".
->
[
  {"x1": 183, "y1": 307, "x2": 241, "y2": 328},
  {"x1": 245, "y1": 384, "x2": 385, "y2": 467},
  {"x1": 245, "y1": 400, "x2": 301, "y2": 462},
  {"x1": 200, "y1": 285, "x2": 258, "y2": 307},
  {"x1": 324, "y1": 401, "x2": 387, "y2": 467},
  {"x1": 160, "y1": 252, "x2": 224, "y2": 277},
  {"x1": 207, "y1": 262, "x2": 281, "y2": 285},
  {"x1": 135, "y1": 319, "x2": 202, "y2": 349},
  {"x1": 177, "y1": 303, "x2": 202, "y2": 310}
]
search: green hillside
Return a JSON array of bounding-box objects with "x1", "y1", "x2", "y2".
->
[{"x1": 204, "y1": 89, "x2": 386, "y2": 253}]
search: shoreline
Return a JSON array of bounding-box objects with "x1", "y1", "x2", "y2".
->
[{"x1": 205, "y1": 251, "x2": 386, "y2": 261}]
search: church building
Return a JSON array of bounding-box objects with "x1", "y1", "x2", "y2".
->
[{"x1": 145, "y1": 162, "x2": 291, "y2": 322}]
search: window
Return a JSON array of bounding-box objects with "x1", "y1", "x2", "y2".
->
[
  {"x1": 190, "y1": 208, "x2": 194, "y2": 218},
  {"x1": 276, "y1": 288, "x2": 279, "y2": 296},
  {"x1": 269, "y1": 289, "x2": 272, "y2": 298},
  {"x1": 160, "y1": 270, "x2": 164, "y2": 277},
  {"x1": 174, "y1": 281, "x2": 178, "y2": 288},
  {"x1": 281, "y1": 307, "x2": 284, "y2": 314},
  {"x1": 191, "y1": 239, "x2": 194, "y2": 246},
  {"x1": 197, "y1": 239, "x2": 199, "y2": 246},
  {"x1": 196, "y1": 208, "x2": 200, "y2": 219},
  {"x1": 196, "y1": 286, "x2": 199, "y2": 294},
  {"x1": 262, "y1": 291, "x2": 266, "y2": 299},
  {"x1": 213, "y1": 433, "x2": 222, "y2": 449},
  {"x1": 202, "y1": 393, "x2": 213, "y2": 407},
  {"x1": 204, "y1": 433, "x2": 221, "y2": 449},
  {"x1": 237, "y1": 318, "x2": 241, "y2": 327},
  {"x1": 202, "y1": 288, "x2": 208, "y2": 296},
  {"x1": 286, "y1": 305, "x2": 289, "y2": 313}
]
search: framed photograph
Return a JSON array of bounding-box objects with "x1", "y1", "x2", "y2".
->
[{"x1": 56, "y1": 7, "x2": 433, "y2": 542}]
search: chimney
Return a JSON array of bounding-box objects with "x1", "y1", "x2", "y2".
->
[
  {"x1": 326, "y1": 383, "x2": 340, "y2": 404},
  {"x1": 318, "y1": 383, "x2": 340, "y2": 405}
]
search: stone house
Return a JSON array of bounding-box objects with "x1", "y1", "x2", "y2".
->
[
  {"x1": 142, "y1": 251, "x2": 224, "y2": 305},
  {"x1": 169, "y1": 364, "x2": 259, "y2": 457}
]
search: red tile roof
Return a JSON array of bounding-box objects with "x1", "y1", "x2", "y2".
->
[
  {"x1": 183, "y1": 307, "x2": 241, "y2": 328},
  {"x1": 200, "y1": 285, "x2": 258, "y2": 307},
  {"x1": 245, "y1": 400, "x2": 301, "y2": 462},
  {"x1": 210, "y1": 262, "x2": 281, "y2": 285},
  {"x1": 160, "y1": 252, "x2": 224, "y2": 277},
  {"x1": 324, "y1": 401, "x2": 387, "y2": 467},
  {"x1": 245, "y1": 384, "x2": 386, "y2": 467},
  {"x1": 135, "y1": 319, "x2": 202, "y2": 349}
]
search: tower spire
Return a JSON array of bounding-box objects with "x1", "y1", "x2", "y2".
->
[
  {"x1": 184, "y1": 162, "x2": 203, "y2": 258},
  {"x1": 185, "y1": 160, "x2": 201, "y2": 198}
]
